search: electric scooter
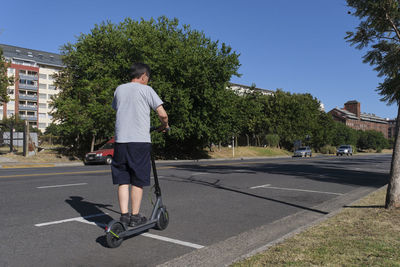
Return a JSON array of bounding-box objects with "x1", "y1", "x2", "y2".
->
[{"x1": 105, "y1": 127, "x2": 169, "y2": 248}]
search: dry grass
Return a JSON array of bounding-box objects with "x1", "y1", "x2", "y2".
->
[
  {"x1": 208, "y1": 146, "x2": 292, "y2": 159},
  {"x1": 0, "y1": 145, "x2": 79, "y2": 163},
  {"x1": 232, "y1": 187, "x2": 400, "y2": 266}
]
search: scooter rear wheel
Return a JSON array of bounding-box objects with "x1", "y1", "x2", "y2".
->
[
  {"x1": 155, "y1": 206, "x2": 169, "y2": 230},
  {"x1": 106, "y1": 222, "x2": 124, "y2": 248}
]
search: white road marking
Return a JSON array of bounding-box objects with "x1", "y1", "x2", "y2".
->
[
  {"x1": 37, "y1": 183, "x2": 88, "y2": 189},
  {"x1": 250, "y1": 184, "x2": 343, "y2": 195},
  {"x1": 250, "y1": 184, "x2": 271, "y2": 189},
  {"x1": 34, "y1": 213, "x2": 108, "y2": 227},
  {"x1": 35, "y1": 213, "x2": 204, "y2": 249},
  {"x1": 141, "y1": 233, "x2": 204, "y2": 249}
]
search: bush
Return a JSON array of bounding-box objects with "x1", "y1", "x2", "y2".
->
[{"x1": 319, "y1": 145, "x2": 336, "y2": 154}]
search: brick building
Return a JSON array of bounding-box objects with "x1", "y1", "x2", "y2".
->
[{"x1": 328, "y1": 100, "x2": 391, "y2": 139}]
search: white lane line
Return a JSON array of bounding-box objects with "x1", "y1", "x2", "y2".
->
[
  {"x1": 141, "y1": 233, "x2": 204, "y2": 249},
  {"x1": 34, "y1": 213, "x2": 204, "y2": 249},
  {"x1": 34, "y1": 213, "x2": 108, "y2": 227},
  {"x1": 250, "y1": 184, "x2": 271, "y2": 189},
  {"x1": 250, "y1": 184, "x2": 343, "y2": 195},
  {"x1": 37, "y1": 183, "x2": 88, "y2": 189}
]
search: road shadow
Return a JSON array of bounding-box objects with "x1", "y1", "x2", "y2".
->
[
  {"x1": 65, "y1": 196, "x2": 118, "y2": 247},
  {"x1": 163, "y1": 175, "x2": 329, "y2": 215},
  {"x1": 168, "y1": 157, "x2": 389, "y2": 188}
]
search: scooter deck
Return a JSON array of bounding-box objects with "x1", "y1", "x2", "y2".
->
[{"x1": 118, "y1": 219, "x2": 158, "y2": 238}]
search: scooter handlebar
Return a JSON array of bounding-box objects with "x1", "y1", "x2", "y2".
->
[{"x1": 150, "y1": 126, "x2": 170, "y2": 133}]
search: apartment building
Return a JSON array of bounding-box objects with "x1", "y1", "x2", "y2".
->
[{"x1": 0, "y1": 44, "x2": 63, "y2": 132}]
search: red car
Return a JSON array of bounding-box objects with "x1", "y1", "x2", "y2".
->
[{"x1": 84, "y1": 137, "x2": 114, "y2": 165}]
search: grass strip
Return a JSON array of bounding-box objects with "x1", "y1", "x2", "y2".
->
[{"x1": 232, "y1": 186, "x2": 400, "y2": 266}]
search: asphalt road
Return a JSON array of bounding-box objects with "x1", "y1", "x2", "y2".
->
[{"x1": 0, "y1": 154, "x2": 390, "y2": 267}]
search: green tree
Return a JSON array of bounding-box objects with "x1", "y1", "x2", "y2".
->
[
  {"x1": 264, "y1": 90, "x2": 325, "y2": 150},
  {"x1": 53, "y1": 17, "x2": 240, "y2": 157},
  {"x1": 346, "y1": 0, "x2": 400, "y2": 208},
  {"x1": 0, "y1": 47, "x2": 13, "y2": 104},
  {"x1": 331, "y1": 122, "x2": 358, "y2": 147}
]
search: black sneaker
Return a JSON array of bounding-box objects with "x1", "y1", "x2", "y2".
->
[
  {"x1": 130, "y1": 214, "x2": 147, "y2": 227},
  {"x1": 119, "y1": 214, "x2": 130, "y2": 226}
]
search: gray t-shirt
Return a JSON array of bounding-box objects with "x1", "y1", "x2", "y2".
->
[{"x1": 112, "y1": 82, "x2": 163, "y2": 143}]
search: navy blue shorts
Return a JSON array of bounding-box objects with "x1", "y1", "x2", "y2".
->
[{"x1": 111, "y1": 142, "x2": 152, "y2": 187}]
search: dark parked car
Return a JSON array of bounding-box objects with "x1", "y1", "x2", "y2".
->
[
  {"x1": 336, "y1": 145, "x2": 353, "y2": 156},
  {"x1": 84, "y1": 138, "x2": 114, "y2": 165},
  {"x1": 293, "y1": 146, "x2": 312, "y2": 157}
]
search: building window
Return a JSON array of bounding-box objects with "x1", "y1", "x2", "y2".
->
[
  {"x1": 39, "y1": 103, "x2": 47, "y2": 108},
  {"x1": 38, "y1": 123, "x2": 46, "y2": 128},
  {"x1": 39, "y1": 113, "x2": 46, "y2": 118},
  {"x1": 48, "y1": 113, "x2": 53, "y2": 119},
  {"x1": 48, "y1": 85, "x2": 56, "y2": 90},
  {"x1": 7, "y1": 68, "x2": 15, "y2": 76},
  {"x1": 39, "y1": 84, "x2": 47, "y2": 89},
  {"x1": 39, "y1": 73, "x2": 47, "y2": 80},
  {"x1": 39, "y1": 94, "x2": 47, "y2": 99},
  {"x1": 7, "y1": 89, "x2": 14, "y2": 95},
  {"x1": 27, "y1": 71, "x2": 37, "y2": 76}
]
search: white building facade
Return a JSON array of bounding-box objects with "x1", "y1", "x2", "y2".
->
[{"x1": 0, "y1": 44, "x2": 62, "y2": 132}]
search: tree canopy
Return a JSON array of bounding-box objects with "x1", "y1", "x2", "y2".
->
[
  {"x1": 346, "y1": 0, "x2": 400, "y2": 208},
  {"x1": 53, "y1": 17, "x2": 240, "y2": 156},
  {"x1": 0, "y1": 47, "x2": 12, "y2": 104}
]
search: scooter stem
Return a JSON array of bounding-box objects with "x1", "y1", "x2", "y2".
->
[{"x1": 151, "y1": 154, "x2": 161, "y2": 197}]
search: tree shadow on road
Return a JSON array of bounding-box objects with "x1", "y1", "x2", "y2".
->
[
  {"x1": 163, "y1": 175, "x2": 330, "y2": 215},
  {"x1": 65, "y1": 196, "x2": 118, "y2": 247}
]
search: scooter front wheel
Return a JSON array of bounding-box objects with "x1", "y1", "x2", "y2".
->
[
  {"x1": 155, "y1": 206, "x2": 169, "y2": 230},
  {"x1": 106, "y1": 222, "x2": 124, "y2": 248}
]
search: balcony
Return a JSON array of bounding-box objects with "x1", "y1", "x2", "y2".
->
[
  {"x1": 19, "y1": 84, "x2": 38, "y2": 91},
  {"x1": 19, "y1": 74, "x2": 38, "y2": 81},
  {"x1": 19, "y1": 94, "x2": 38, "y2": 101},
  {"x1": 20, "y1": 115, "x2": 37, "y2": 121},
  {"x1": 19, "y1": 105, "x2": 37, "y2": 111}
]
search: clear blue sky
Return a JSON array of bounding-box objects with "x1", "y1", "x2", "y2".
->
[{"x1": 1, "y1": 0, "x2": 397, "y2": 119}]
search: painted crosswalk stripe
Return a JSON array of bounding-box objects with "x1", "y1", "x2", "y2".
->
[{"x1": 37, "y1": 183, "x2": 88, "y2": 189}]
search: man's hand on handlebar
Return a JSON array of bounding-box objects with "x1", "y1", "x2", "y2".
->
[{"x1": 150, "y1": 125, "x2": 170, "y2": 133}]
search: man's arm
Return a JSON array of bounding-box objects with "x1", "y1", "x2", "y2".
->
[{"x1": 156, "y1": 105, "x2": 169, "y2": 130}]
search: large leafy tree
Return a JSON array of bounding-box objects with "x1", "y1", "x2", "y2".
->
[
  {"x1": 53, "y1": 17, "x2": 240, "y2": 157},
  {"x1": 346, "y1": 0, "x2": 400, "y2": 208},
  {"x1": 0, "y1": 47, "x2": 12, "y2": 104},
  {"x1": 264, "y1": 90, "x2": 327, "y2": 150}
]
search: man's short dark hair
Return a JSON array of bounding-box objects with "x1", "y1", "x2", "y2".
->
[{"x1": 129, "y1": 63, "x2": 151, "y2": 80}]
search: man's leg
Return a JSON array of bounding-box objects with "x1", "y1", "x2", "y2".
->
[
  {"x1": 131, "y1": 185, "x2": 143, "y2": 215},
  {"x1": 118, "y1": 184, "x2": 130, "y2": 214}
]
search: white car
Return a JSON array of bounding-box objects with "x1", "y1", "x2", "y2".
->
[
  {"x1": 293, "y1": 146, "x2": 312, "y2": 157},
  {"x1": 336, "y1": 145, "x2": 353, "y2": 156}
]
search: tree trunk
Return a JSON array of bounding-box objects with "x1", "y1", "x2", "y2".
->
[
  {"x1": 246, "y1": 134, "x2": 249, "y2": 147},
  {"x1": 90, "y1": 134, "x2": 96, "y2": 152},
  {"x1": 386, "y1": 103, "x2": 400, "y2": 209}
]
